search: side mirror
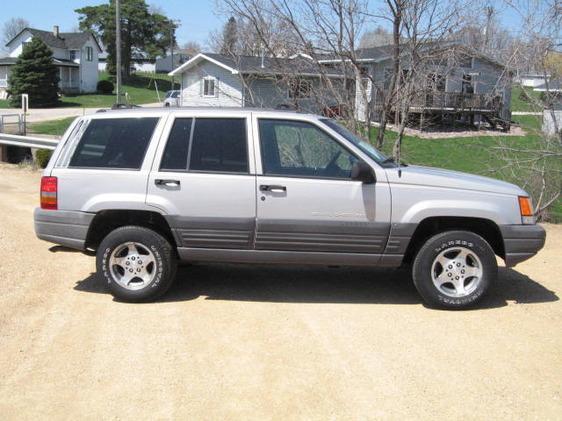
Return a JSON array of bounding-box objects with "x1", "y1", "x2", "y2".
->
[{"x1": 351, "y1": 161, "x2": 376, "y2": 184}]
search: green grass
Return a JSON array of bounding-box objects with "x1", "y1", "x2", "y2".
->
[
  {"x1": 1, "y1": 72, "x2": 177, "y2": 109},
  {"x1": 511, "y1": 85, "x2": 543, "y2": 112},
  {"x1": 29, "y1": 117, "x2": 77, "y2": 136},
  {"x1": 59, "y1": 71, "x2": 179, "y2": 108}
]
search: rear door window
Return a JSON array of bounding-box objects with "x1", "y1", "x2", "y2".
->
[
  {"x1": 69, "y1": 117, "x2": 159, "y2": 169},
  {"x1": 188, "y1": 118, "x2": 248, "y2": 173},
  {"x1": 160, "y1": 118, "x2": 192, "y2": 171}
]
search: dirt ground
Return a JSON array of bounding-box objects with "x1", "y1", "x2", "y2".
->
[{"x1": 0, "y1": 163, "x2": 560, "y2": 420}]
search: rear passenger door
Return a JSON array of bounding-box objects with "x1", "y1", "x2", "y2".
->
[{"x1": 146, "y1": 113, "x2": 257, "y2": 250}]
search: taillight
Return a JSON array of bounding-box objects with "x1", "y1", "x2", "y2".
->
[{"x1": 40, "y1": 176, "x2": 57, "y2": 210}]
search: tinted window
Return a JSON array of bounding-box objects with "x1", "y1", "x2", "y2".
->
[
  {"x1": 160, "y1": 118, "x2": 192, "y2": 171},
  {"x1": 259, "y1": 119, "x2": 358, "y2": 179},
  {"x1": 69, "y1": 118, "x2": 158, "y2": 169},
  {"x1": 189, "y1": 118, "x2": 248, "y2": 173}
]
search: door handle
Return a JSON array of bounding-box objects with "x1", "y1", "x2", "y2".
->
[
  {"x1": 260, "y1": 184, "x2": 286, "y2": 192},
  {"x1": 155, "y1": 179, "x2": 180, "y2": 187}
]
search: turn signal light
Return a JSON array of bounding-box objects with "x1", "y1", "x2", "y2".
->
[
  {"x1": 518, "y1": 196, "x2": 533, "y2": 217},
  {"x1": 40, "y1": 176, "x2": 57, "y2": 210}
]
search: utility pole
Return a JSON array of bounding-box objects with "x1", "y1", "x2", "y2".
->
[
  {"x1": 170, "y1": 24, "x2": 174, "y2": 90},
  {"x1": 115, "y1": 0, "x2": 122, "y2": 104},
  {"x1": 169, "y1": 20, "x2": 180, "y2": 90}
]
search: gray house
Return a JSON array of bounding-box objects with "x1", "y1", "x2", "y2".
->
[
  {"x1": 156, "y1": 51, "x2": 191, "y2": 73},
  {"x1": 170, "y1": 46, "x2": 511, "y2": 130},
  {"x1": 320, "y1": 44, "x2": 513, "y2": 129},
  {"x1": 169, "y1": 52, "x2": 348, "y2": 113}
]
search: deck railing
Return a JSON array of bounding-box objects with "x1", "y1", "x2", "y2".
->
[{"x1": 375, "y1": 91, "x2": 502, "y2": 112}]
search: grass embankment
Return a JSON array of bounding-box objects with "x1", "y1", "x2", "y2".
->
[
  {"x1": 29, "y1": 117, "x2": 77, "y2": 136},
  {"x1": 1, "y1": 72, "x2": 178, "y2": 109},
  {"x1": 511, "y1": 85, "x2": 543, "y2": 112},
  {"x1": 59, "y1": 72, "x2": 178, "y2": 108}
]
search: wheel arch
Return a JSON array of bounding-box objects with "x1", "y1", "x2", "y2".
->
[
  {"x1": 402, "y1": 216, "x2": 505, "y2": 265},
  {"x1": 85, "y1": 209, "x2": 177, "y2": 253}
]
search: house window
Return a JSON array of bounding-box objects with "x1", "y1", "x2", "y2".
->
[
  {"x1": 86, "y1": 46, "x2": 93, "y2": 61},
  {"x1": 203, "y1": 77, "x2": 216, "y2": 97},
  {"x1": 69, "y1": 50, "x2": 78, "y2": 61},
  {"x1": 427, "y1": 73, "x2": 446, "y2": 92},
  {"x1": 288, "y1": 79, "x2": 312, "y2": 99}
]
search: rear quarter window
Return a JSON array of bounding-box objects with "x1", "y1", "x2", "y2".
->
[{"x1": 69, "y1": 117, "x2": 159, "y2": 169}]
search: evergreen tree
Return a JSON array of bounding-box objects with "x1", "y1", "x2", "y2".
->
[
  {"x1": 7, "y1": 37, "x2": 59, "y2": 107},
  {"x1": 221, "y1": 17, "x2": 238, "y2": 55}
]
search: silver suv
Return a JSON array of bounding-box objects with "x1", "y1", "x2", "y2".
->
[{"x1": 34, "y1": 108, "x2": 545, "y2": 308}]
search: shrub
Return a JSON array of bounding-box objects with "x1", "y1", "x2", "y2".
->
[
  {"x1": 97, "y1": 79, "x2": 114, "y2": 94},
  {"x1": 7, "y1": 37, "x2": 59, "y2": 108},
  {"x1": 35, "y1": 149, "x2": 53, "y2": 169}
]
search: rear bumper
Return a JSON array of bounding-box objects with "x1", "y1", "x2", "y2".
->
[
  {"x1": 500, "y1": 224, "x2": 546, "y2": 267},
  {"x1": 34, "y1": 208, "x2": 94, "y2": 250}
]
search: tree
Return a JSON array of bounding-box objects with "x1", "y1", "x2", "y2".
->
[
  {"x1": 220, "y1": 17, "x2": 238, "y2": 54},
  {"x1": 7, "y1": 37, "x2": 59, "y2": 107},
  {"x1": 2, "y1": 17, "x2": 29, "y2": 53},
  {"x1": 359, "y1": 25, "x2": 393, "y2": 48},
  {"x1": 181, "y1": 41, "x2": 201, "y2": 56},
  {"x1": 76, "y1": 0, "x2": 176, "y2": 79}
]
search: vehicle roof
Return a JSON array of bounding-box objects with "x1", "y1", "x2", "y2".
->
[{"x1": 88, "y1": 107, "x2": 323, "y2": 120}]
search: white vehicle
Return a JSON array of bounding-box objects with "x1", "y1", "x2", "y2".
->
[
  {"x1": 34, "y1": 108, "x2": 545, "y2": 308},
  {"x1": 162, "y1": 90, "x2": 180, "y2": 107}
]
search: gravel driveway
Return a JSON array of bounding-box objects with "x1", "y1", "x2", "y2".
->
[{"x1": 0, "y1": 164, "x2": 560, "y2": 419}]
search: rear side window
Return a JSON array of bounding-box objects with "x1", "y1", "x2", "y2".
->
[
  {"x1": 160, "y1": 118, "x2": 192, "y2": 171},
  {"x1": 69, "y1": 118, "x2": 158, "y2": 169},
  {"x1": 190, "y1": 118, "x2": 248, "y2": 173}
]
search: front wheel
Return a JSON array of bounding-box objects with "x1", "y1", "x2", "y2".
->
[
  {"x1": 412, "y1": 230, "x2": 497, "y2": 309},
  {"x1": 96, "y1": 226, "x2": 177, "y2": 302}
]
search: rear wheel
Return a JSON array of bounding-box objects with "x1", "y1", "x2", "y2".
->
[
  {"x1": 412, "y1": 230, "x2": 497, "y2": 309},
  {"x1": 97, "y1": 226, "x2": 177, "y2": 302}
]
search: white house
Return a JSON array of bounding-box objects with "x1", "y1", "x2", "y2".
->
[
  {"x1": 0, "y1": 26, "x2": 102, "y2": 99},
  {"x1": 168, "y1": 52, "x2": 348, "y2": 112}
]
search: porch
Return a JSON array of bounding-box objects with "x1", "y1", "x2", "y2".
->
[{"x1": 58, "y1": 66, "x2": 80, "y2": 93}]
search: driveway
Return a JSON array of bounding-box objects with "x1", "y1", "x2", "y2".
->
[
  {"x1": 0, "y1": 103, "x2": 162, "y2": 123},
  {"x1": 0, "y1": 164, "x2": 560, "y2": 419}
]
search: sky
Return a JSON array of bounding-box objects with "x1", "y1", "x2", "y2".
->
[
  {"x1": 0, "y1": 0, "x2": 224, "y2": 48},
  {"x1": 0, "y1": 0, "x2": 526, "y2": 51}
]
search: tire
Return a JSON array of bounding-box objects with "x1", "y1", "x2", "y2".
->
[
  {"x1": 412, "y1": 230, "x2": 497, "y2": 309},
  {"x1": 96, "y1": 226, "x2": 177, "y2": 302}
]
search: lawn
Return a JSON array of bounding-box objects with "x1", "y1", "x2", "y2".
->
[
  {"x1": 29, "y1": 117, "x2": 77, "y2": 136},
  {"x1": 59, "y1": 72, "x2": 179, "y2": 108},
  {"x1": 1, "y1": 72, "x2": 178, "y2": 109},
  {"x1": 511, "y1": 85, "x2": 543, "y2": 112}
]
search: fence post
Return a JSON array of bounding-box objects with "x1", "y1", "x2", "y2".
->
[{"x1": 21, "y1": 94, "x2": 28, "y2": 135}]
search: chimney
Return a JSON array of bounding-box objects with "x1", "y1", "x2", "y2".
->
[{"x1": 53, "y1": 25, "x2": 60, "y2": 38}]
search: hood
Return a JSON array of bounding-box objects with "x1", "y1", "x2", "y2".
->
[{"x1": 386, "y1": 165, "x2": 526, "y2": 196}]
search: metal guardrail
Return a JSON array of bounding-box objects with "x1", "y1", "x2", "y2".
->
[{"x1": 0, "y1": 133, "x2": 59, "y2": 150}]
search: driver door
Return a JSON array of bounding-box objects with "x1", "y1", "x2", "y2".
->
[{"x1": 254, "y1": 118, "x2": 390, "y2": 255}]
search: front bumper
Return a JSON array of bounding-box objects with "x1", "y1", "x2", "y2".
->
[
  {"x1": 34, "y1": 208, "x2": 94, "y2": 250},
  {"x1": 500, "y1": 224, "x2": 546, "y2": 267}
]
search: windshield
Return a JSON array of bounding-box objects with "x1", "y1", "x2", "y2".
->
[{"x1": 320, "y1": 119, "x2": 389, "y2": 165}]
